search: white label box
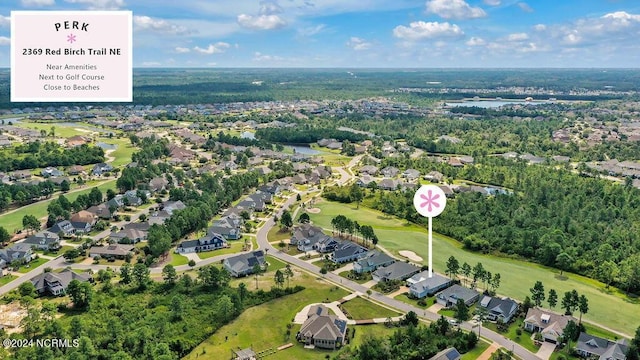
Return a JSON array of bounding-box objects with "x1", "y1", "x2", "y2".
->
[{"x1": 11, "y1": 11, "x2": 132, "y2": 102}]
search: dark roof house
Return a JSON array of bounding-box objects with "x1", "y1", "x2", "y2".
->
[
  {"x1": 223, "y1": 250, "x2": 266, "y2": 277},
  {"x1": 353, "y1": 250, "x2": 395, "y2": 273},
  {"x1": 478, "y1": 295, "x2": 519, "y2": 323},
  {"x1": 30, "y1": 269, "x2": 92, "y2": 296},
  {"x1": 372, "y1": 262, "x2": 421, "y2": 282},
  {"x1": 435, "y1": 285, "x2": 480, "y2": 308}
]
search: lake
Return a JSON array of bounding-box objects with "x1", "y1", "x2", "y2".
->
[
  {"x1": 446, "y1": 100, "x2": 551, "y2": 108},
  {"x1": 96, "y1": 142, "x2": 117, "y2": 150},
  {"x1": 240, "y1": 131, "x2": 322, "y2": 155}
]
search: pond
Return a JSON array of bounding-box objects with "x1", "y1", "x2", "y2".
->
[
  {"x1": 446, "y1": 100, "x2": 551, "y2": 108},
  {"x1": 96, "y1": 142, "x2": 117, "y2": 150},
  {"x1": 241, "y1": 131, "x2": 322, "y2": 155}
]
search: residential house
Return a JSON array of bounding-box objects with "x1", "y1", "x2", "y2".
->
[
  {"x1": 223, "y1": 250, "x2": 266, "y2": 277},
  {"x1": 66, "y1": 135, "x2": 89, "y2": 147},
  {"x1": 330, "y1": 242, "x2": 368, "y2": 264},
  {"x1": 258, "y1": 183, "x2": 280, "y2": 195},
  {"x1": 574, "y1": 332, "x2": 629, "y2": 360},
  {"x1": 10, "y1": 170, "x2": 32, "y2": 180},
  {"x1": 381, "y1": 166, "x2": 400, "y2": 178},
  {"x1": 378, "y1": 178, "x2": 400, "y2": 191},
  {"x1": 402, "y1": 169, "x2": 420, "y2": 181},
  {"x1": 523, "y1": 308, "x2": 575, "y2": 343},
  {"x1": 149, "y1": 210, "x2": 171, "y2": 225},
  {"x1": 86, "y1": 203, "x2": 114, "y2": 219},
  {"x1": 0, "y1": 243, "x2": 33, "y2": 266},
  {"x1": 22, "y1": 231, "x2": 61, "y2": 251},
  {"x1": 326, "y1": 141, "x2": 342, "y2": 150},
  {"x1": 429, "y1": 348, "x2": 461, "y2": 360},
  {"x1": 176, "y1": 232, "x2": 228, "y2": 254},
  {"x1": 237, "y1": 195, "x2": 265, "y2": 212},
  {"x1": 292, "y1": 174, "x2": 308, "y2": 185},
  {"x1": 372, "y1": 262, "x2": 421, "y2": 282},
  {"x1": 49, "y1": 220, "x2": 91, "y2": 237},
  {"x1": 356, "y1": 175, "x2": 376, "y2": 187},
  {"x1": 359, "y1": 165, "x2": 379, "y2": 175},
  {"x1": 149, "y1": 177, "x2": 169, "y2": 192},
  {"x1": 30, "y1": 269, "x2": 93, "y2": 296},
  {"x1": 407, "y1": 272, "x2": 453, "y2": 299},
  {"x1": 478, "y1": 295, "x2": 519, "y2": 323},
  {"x1": 110, "y1": 228, "x2": 148, "y2": 244},
  {"x1": 70, "y1": 210, "x2": 97, "y2": 225},
  {"x1": 68, "y1": 165, "x2": 86, "y2": 175},
  {"x1": 41, "y1": 167, "x2": 64, "y2": 178},
  {"x1": 162, "y1": 200, "x2": 186, "y2": 215},
  {"x1": 88, "y1": 244, "x2": 135, "y2": 259},
  {"x1": 353, "y1": 250, "x2": 395, "y2": 273},
  {"x1": 424, "y1": 171, "x2": 444, "y2": 183},
  {"x1": 209, "y1": 216, "x2": 242, "y2": 240},
  {"x1": 448, "y1": 158, "x2": 464, "y2": 167},
  {"x1": 92, "y1": 163, "x2": 113, "y2": 176},
  {"x1": 290, "y1": 224, "x2": 336, "y2": 252},
  {"x1": 435, "y1": 285, "x2": 480, "y2": 308},
  {"x1": 297, "y1": 304, "x2": 347, "y2": 350}
]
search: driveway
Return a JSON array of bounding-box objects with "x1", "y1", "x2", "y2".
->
[{"x1": 536, "y1": 341, "x2": 556, "y2": 360}]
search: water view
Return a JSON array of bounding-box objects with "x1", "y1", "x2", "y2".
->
[{"x1": 241, "y1": 131, "x2": 322, "y2": 155}]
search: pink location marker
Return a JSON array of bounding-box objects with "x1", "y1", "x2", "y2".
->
[{"x1": 413, "y1": 185, "x2": 447, "y2": 278}]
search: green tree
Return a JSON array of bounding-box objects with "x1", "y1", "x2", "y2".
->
[
  {"x1": 555, "y1": 252, "x2": 573, "y2": 277},
  {"x1": 0, "y1": 226, "x2": 12, "y2": 246},
  {"x1": 253, "y1": 262, "x2": 262, "y2": 289},
  {"x1": 561, "y1": 290, "x2": 579, "y2": 315},
  {"x1": 563, "y1": 320, "x2": 580, "y2": 353},
  {"x1": 461, "y1": 262, "x2": 471, "y2": 286},
  {"x1": 188, "y1": 259, "x2": 196, "y2": 269},
  {"x1": 22, "y1": 214, "x2": 41, "y2": 235},
  {"x1": 284, "y1": 264, "x2": 294, "y2": 288},
  {"x1": 446, "y1": 256, "x2": 460, "y2": 279},
  {"x1": 148, "y1": 225, "x2": 172, "y2": 259},
  {"x1": 120, "y1": 263, "x2": 132, "y2": 284},
  {"x1": 472, "y1": 262, "x2": 485, "y2": 289},
  {"x1": 598, "y1": 260, "x2": 619, "y2": 289},
  {"x1": 280, "y1": 210, "x2": 293, "y2": 229},
  {"x1": 299, "y1": 212, "x2": 310, "y2": 223},
  {"x1": 548, "y1": 289, "x2": 558, "y2": 309},
  {"x1": 578, "y1": 294, "x2": 589, "y2": 324},
  {"x1": 132, "y1": 263, "x2": 150, "y2": 290},
  {"x1": 274, "y1": 269, "x2": 285, "y2": 288},
  {"x1": 60, "y1": 179, "x2": 71, "y2": 192},
  {"x1": 67, "y1": 280, "x2": 93, "y2": 308},
  {"x1": 350, "y1": 183, "x2": 364, "y2": 209},
  {"x1": 162, "y1": 264, "x2": 177, "y2": 286},
  {"x1": 530, "y1": 281, "x2": 545, "y2": 307},
  {"x1": 403, "y1": 311, "x2": 419, "y2": 327},
  {"x1": 170, "y1": 295, "x2": 184, "y2": 321},
  {"x1": 238, "y1": 282, "x2": 248, "y2": 303},
  {"x1": 18, "y1": 281, "x2": 37, "y2": 298},
  {"x1": 454, "y1": 298, "x2": 469, "y2": 323}
]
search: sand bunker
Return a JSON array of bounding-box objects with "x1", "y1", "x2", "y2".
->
[
  {"x1": 306, "y1": 208, "x2": 321, "y2": 214},
  {"x1": 399, "y1": 250, "x2": 423, "y2": 262}
]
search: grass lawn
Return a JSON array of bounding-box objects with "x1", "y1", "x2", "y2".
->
[
  {"x1": 0, "y1": 275, "x2": 18, "y2": 286},
  {"x1": 0, "y1": 179, "x2": 117, "y2": 233},
  {"x1": 168, "y1": 252, "x2": 189, "y2": 267},
  {"x1": 308, "y1": 200, "x2": 639, "y2": 337},
  {"x1": 340, "y1": 296, "x2": 400, "y2": 320},
  {"x1": 394, "y1": 293, "x2": 432, "y2": 308},
  {"x1": 97, "y1": 137, "x2": 137, "y2": 167},
  {"x1": 16, "y1": 122, "x2": 86, "y2": 137},
  {"x1": 348, "y1": 324, "x2": 398, "y2": 348},
  {"x1": 266, "y1": 256, "x2": 287, "y2": 272},
  {"x1": 484, "y1": 318, "x2": 539, "y2": 353},
  {"x1": 184, "y1": 272, "x2": 350, "y2": 360},
  {"x1": 36, "y1": 245, "x2": 75, "y2": 257},
  {"x1": 17, "y1": 257, "x2": 50, "y2": 273},
  {"x1": 338, "y1": 270, "x2": 372, "y2": 284},
  {"x1": 460, "y1": 340, "x2": 490, "y2": 360},
  {"x1": 197, "y1": 241, "x2": 245, "y2": 259},
  {"x1": 267, "y1": 226, "x2": 291, "y2": 242}
]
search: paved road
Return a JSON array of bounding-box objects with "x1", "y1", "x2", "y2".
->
[{"x1": 256, "y1": 193, "x2": 541, "y2": 360}]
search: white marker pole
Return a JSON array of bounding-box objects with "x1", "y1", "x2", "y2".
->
[
  {"x1": 428, "y1": 216, "x2": 433, "y2": 278},
  {"x1": 413, "y1": 185, "x2": 447, "y2": 280}
]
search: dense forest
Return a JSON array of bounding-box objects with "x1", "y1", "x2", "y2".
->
[
  {"x1": 3, "y1": 264, "x2": 304, "y2": 360},
  {"x1": 256, "y1": 126, "x2": 368, "y2": 144},
  {"x1": 325, "y1": 155, "x2": 640, "y2": 293},
  {"x1": 333, "y1": 315, "x2": 478, "y2": 360},
  {"x1": 0, "y1": 142, "x2": 104, "y2": 172}
]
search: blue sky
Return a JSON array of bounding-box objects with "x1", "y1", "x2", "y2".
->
[{"x1": 1, "y1": 0, "x2": 640, "y2": 67}]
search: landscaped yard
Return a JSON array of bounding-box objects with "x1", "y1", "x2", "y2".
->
[
  {"x1": 17, "y1": 257, "x2": 50, "y2": 273},
  {"x1": 0, "y1": 275, "x2": 18, "y2": 286},
  {"x1": 338, "y1": 270, "x2": 372, "y2": 284},
  {"x1": 394, "y1": 293, "x2": 433, "y2": 308},
  {"x1": 460, "y1": 340, "x2": 490, "y2": 360},
  {"x1": 197, "y1": 241, "x2": 245, "y2": 259},
  {"x1": 184, "y1": 272, "x2": 350, "y2": 360},
  {"x1": 267, "y1": 226, "x2": 291, "y2": 243},
  {"x1": 340, "y1": 296, "x2": 400, "y2": 320},
  {"x1": 168, "y1": 252, "x2": 189, "y2": 267},
  {"x1": 484, "y1": 318, "x2": 539, "y2": 353},
  {"x1": 0, "y1": 179, "x2": 117, "y2": 233},
  {"x1": 307, "y1": 200, "x2": 639, "y2": 337}
]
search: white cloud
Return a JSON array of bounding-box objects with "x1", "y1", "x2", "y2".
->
[
  {"x1": 141, "y1": 61, "x2": 161, "y2": 66},
  {"x1": 425, "y1": 0, "x2": 486, "y2": 20},
  {"x1": 206, "y1": 62, "x2": 217, "y2": 66},
  {"x1": 21, "y1": 0, "x2": 55, "y2": 6},
  {"x1": 64, "y1": 0, "x2": 124, "y2": 10},
  {"x1": 0, "y1": 16, "x2": 10, "y2": 28},
  {"x1": 0, "y1": 36, "x2": 10, "y2": 46},
  {"x1": 174, "y1": 47, "x2": 190, "y2": 53},
  {"x1": 483, "y1": 0, "x2": 500, "y2": 5},
  {"x1": 517, "y1": 2, "x2": 533, "y2": 13},
  {"x1": 466, "y1": 37, "x2": 485, "y2": 46},
  {"x1": 297, "y1": 24, "x2": 326, "y2": 37},
  {"x1": 393, "y1": 21, "x2": 464, "y2": 41},
  {"x1": 237, "y1": 14, "x2": 286, "y2": 30},
  {"x1": 346, "y1": 37, "x2": 372, "y2": 51},
  {"x1": 259, "y1": 1, "x2": 283, "y2": 15},
  {"x1": 253, "y1": 51, "x2": 283, "y2": 62},
  {"x1": 193, "y1": 42, "x2": 230, "y2": 54},
  {"x1": 533, "y1": 24, "x2": 546, "y2": 31},
  {"x1": 507, "y1": 32, "x2": 529, "y2": 41},
  {"x1": 134, "y1": 16, "x2": 191, "y2": 35}
]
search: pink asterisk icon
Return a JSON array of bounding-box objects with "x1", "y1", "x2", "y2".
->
[
  {"x1": 413, "y1": 185, "x2": 447, "y2": 218},
  {"x1": 419, "y1": 190, "x2": 440, "y2": 212},
  {"x1": 67, "y1": 34, "x2": 77, "y2": 43}
]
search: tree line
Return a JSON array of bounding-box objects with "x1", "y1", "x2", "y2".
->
[{"x1": 0, "y1": 142, "x2": 104, "y2": 172}]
